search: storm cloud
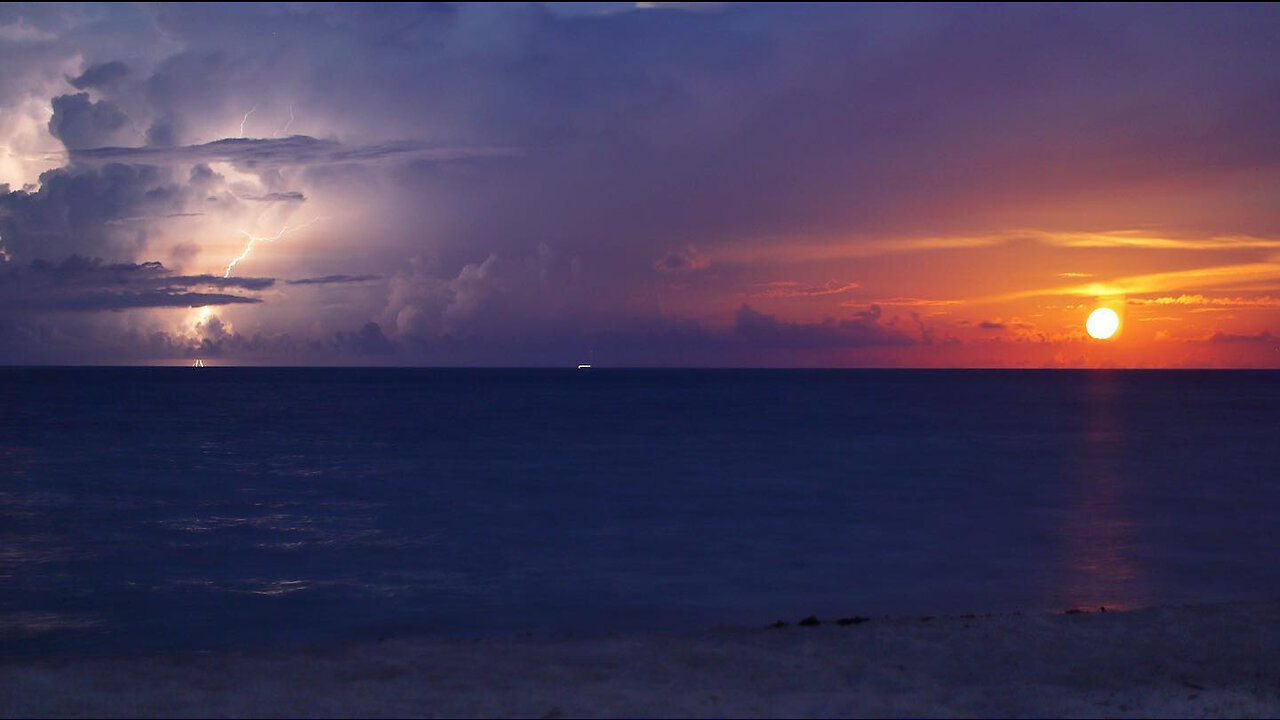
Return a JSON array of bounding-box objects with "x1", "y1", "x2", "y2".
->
[
  {"x1": 0, "y1": 256, "x2": 270, "y2": 311},
  {"x1": 68, "y1": 136, "x2": 518, "y2": 168},
  {"x1": 734, "y1": 305, "x2": 913, "y2": 350},
  {"x1": 287, "y1": 274, "x2": 381, "y2": 286},
  {"x1": 0, "y1": 3, "x2": 1277, "y2": 365}
]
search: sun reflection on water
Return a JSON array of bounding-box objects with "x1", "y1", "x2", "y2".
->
[{"x1": 1055, "y1": 372, "x2": 1153, "y2": 612}]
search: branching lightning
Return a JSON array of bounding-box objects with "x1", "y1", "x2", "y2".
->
[
  {"x1": 239, "y1": 106, "x2": 257, "y2": 137},
  {"x1": 223, "y1": 217, "x2": 325, "y2": 278}
]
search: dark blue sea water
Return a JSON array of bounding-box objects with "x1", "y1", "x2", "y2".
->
[{"x1": 3, "y1": 368, "x2": 1279, "y2": 656}]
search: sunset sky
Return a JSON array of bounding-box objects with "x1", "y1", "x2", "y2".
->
[{"x1": 2, "y1": 2, "x2": 1279, "y2": 366}]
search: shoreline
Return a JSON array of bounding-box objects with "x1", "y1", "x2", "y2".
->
[{"x1": 3, "y1": 601, "x2": 1279, "y2": 718}]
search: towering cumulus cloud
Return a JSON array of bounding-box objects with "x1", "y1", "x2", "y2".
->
[{"x1": 1, "y1": 3, "x2": 1278, "y2": 366}]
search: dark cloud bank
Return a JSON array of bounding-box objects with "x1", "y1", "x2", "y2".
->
[{"x1": 0, "y1": 256, "x2": 269, "y2": 311}]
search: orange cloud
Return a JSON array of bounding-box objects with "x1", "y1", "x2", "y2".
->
[
  {"x1": 1205, "y1": 330, "x2": 1277, "y2": 343},
  {"x1": 719, "y1": 234, "x2": 1005, "y2": 263},
  {"x1": 850, "y1": 297, "x2": 963, "y2": 307},
  {"x1": 751, "y1": 280, "x2": 861, "y2": 299},
  {"x1": 719, "y1": 229, "x2": 1280, "y2": 267},
  {"x1": 1127, "y1": 294, "x2": 1280, "y2": 307},
  {"x1": 995, "y1": 263, "x2": 1280, "y2": 301},
  {"x1": 1022, "y1": 230, "x2": 1280, "y2": 251}
]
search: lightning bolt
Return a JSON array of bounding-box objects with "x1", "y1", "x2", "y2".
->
[
  {"x1": 0, "y1": 234, "x2": 10, "y2": 263},
  {"x1": 223, "y1": 217, "x2": 324, "y2": 278},
  {"x1": 279, "y1": 104, "x2": 295, "y2": 136},
  {"x1": 239, "y1": 106, "x2": 257, "y2": 138}
]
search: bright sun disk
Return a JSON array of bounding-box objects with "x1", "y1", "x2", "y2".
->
[{"x1": 1086, "y1": 307, "x2": 1119, "y2": 340}]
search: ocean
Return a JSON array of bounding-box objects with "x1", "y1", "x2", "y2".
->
[{"x1": 2, "y1": 368, "x2": 1278, "y2": 656}]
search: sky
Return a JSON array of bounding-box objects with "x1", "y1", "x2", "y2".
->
[{"x1": 1, "y1": 2, "x2": 1279, "y2": 367}]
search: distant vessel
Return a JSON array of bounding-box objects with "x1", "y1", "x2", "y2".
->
[
  {"x1": 577, "y1": 364, "x2": 592, "y2": 370},
  {"x1": 192, "y1": 359, "x2": 205, "y2": 368}
]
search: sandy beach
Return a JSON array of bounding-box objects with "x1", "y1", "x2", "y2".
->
[{"x1": 3, "y1": 601, "x2": 1278, "y2": 718}]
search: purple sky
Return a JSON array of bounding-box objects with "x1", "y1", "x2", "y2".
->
[{"x1": 2, "y1": 3, "x2": 1279, "y2": 366}]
